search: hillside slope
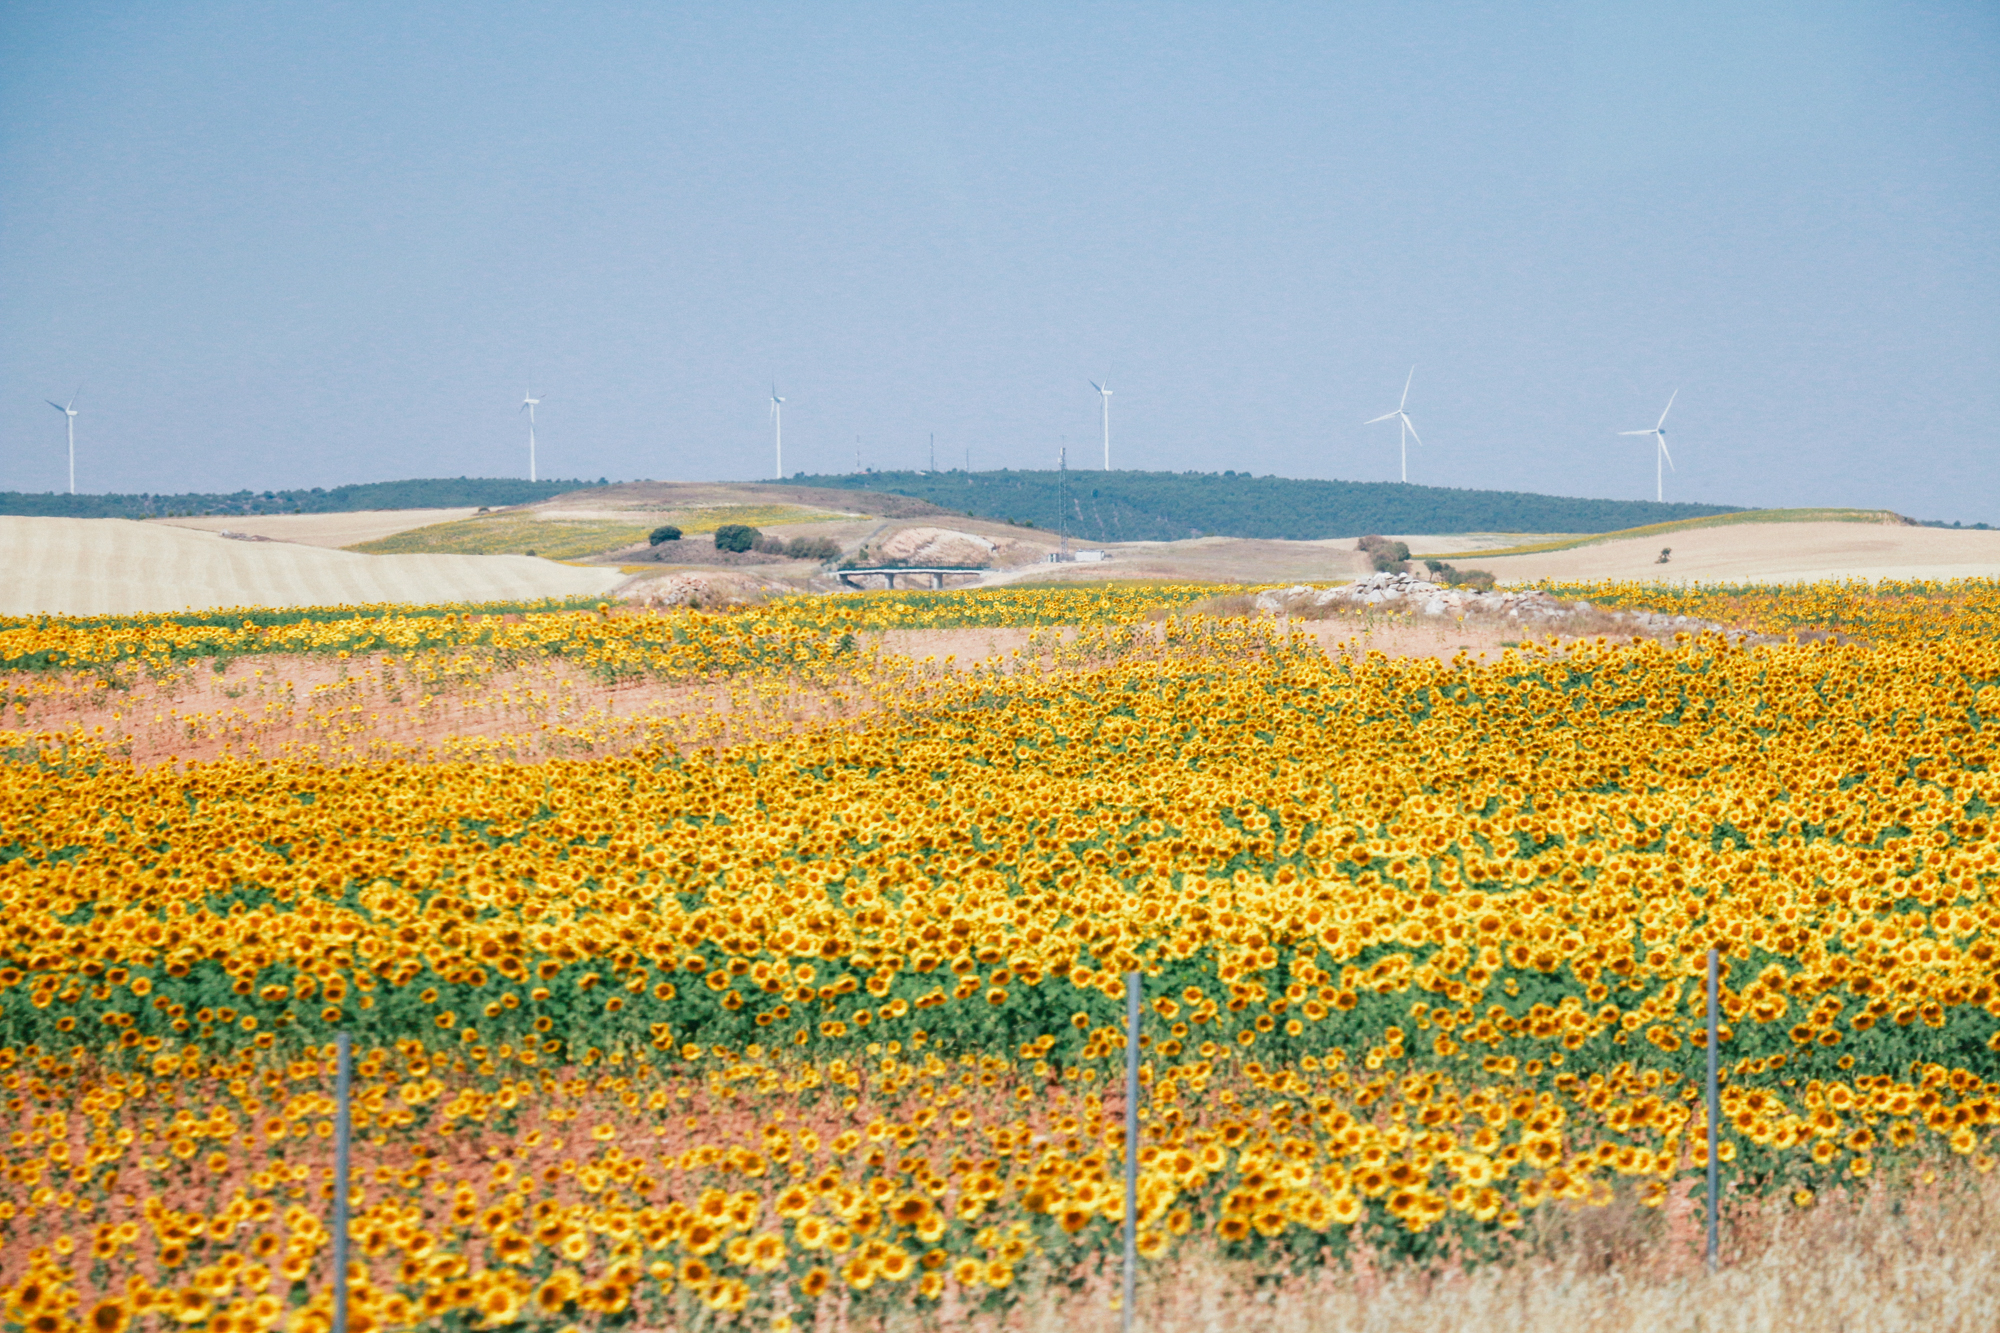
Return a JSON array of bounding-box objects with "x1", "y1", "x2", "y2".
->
[{"x1": 778, "y1": 470, "x2": 1742, "y2": 542}]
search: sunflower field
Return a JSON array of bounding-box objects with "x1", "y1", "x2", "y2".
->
[{"x1": 2, "y1": 581, "x2": 1998, "y2": 1333}]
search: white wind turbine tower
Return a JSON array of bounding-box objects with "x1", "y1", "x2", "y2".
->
[
  {"x1": 769, "y1": 386, "x2": 785, "y2": 479},
  {"x1": 1618, "y1": 389, "x2": 1678, "y2": 502},
  {"x1": 520, "y1": 390, "x2": 542, "y2": 482},
  {"x1": 1364, "y1": 367, "x2": 1423, "y2": 482},
  {"x1": 1089, "y1": 380, "x2": 1112, "y2": 470},
  {"x1": 45, "y1": 390, "x2": 79, "y2": 495}
]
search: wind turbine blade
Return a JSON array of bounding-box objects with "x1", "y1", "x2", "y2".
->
[
  {"x1": 1617, "y1": 429, "x2": 1652, "y2": 437},
  {"x1": 46, "y1": 400, "x2": 67, "y2": 413},
  {"x1": 1365, "y1": 411, "x2": 1400, "y2": 425},
  {"x1": 1089, "y1": 381, "x2": 1103, "y2": 392},
  {"x1": 1659, "y1": 438, "x2": 1675, "y2": 470},
  {"x1": 1657, "y1": 388, "x2": 1679, "y2": 429},
  {"x1": 1402, "y1": 415, "x2": 1423, "y2": 447},
  {"x1": 1400, "y1": 366, "x2": 1415, "y2": 408}
]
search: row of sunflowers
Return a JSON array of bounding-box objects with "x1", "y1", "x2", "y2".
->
[{"x1": 3, "y1": 581, "x2": 1999, "y2": 1331}]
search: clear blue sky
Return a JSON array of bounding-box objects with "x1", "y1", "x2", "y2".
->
[{"x1": 3, "y1": 2, "x2": 1995, "y2": 519}]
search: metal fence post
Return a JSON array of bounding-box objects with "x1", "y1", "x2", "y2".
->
[
  {"x1": 332, "y1": 1033, "x2": 352, "y2": 1333},
  {"x1": 1124, "y1": 971, "x2": 1140, "y2": 1333},
  {"x1": 1705, "y1": 948, "x2": 1720, "y2": 1274}
]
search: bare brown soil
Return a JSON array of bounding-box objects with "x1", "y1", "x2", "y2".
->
[
  {"x1": 0, "y1": 626, "x2": 1050, "y2": 769},
  {"x1": 0, "y1": 616, "x2": 1610, "y2": 771},
  {"x1": 3, "y1": 654, "x2": 851, "y2": 768}
]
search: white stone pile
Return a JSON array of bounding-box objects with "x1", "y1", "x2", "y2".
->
[
  {"x1": 1253, "y1": 571, "x2": 1724, "y2": 634},
  {"x1": 626, "y1": 572, "x2": 777, "y2": 609}
]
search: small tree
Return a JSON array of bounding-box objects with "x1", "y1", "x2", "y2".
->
[
  {"x1": 713, "y1": 524, "x2": 759, "y2": 553},
  {"x1": 649, "y1": 525, "x2": 682, "y2": 545}
]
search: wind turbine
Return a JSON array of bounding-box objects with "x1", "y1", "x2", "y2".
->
[
  {"x1": 1618, "y1": 389, "x2": 1678, "y2": 502},
  {"x1": 1089, "y1": 380, "x2": 1112, "y2": 470},
  {"x1": 770, "y1": 386, "x2": 785, "y2": 479},
  {"x1": 1364, "y1": 368, "x2": 1423, "y2": 483},
  {"x1": 520, "y1": 391, "x2": 542, "y2": 483},
  {"x1": 45, "y1": 390, "x2": 79, "y2": 495}
]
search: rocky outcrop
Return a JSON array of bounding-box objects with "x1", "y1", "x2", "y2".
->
[
  {"x1": 869, "y1": 527, "x2": 997, "y2": 567},
  {"x1": 1254, "y1": 572, "x2": 1728, "y2": 634},
  {"x1": 621, "y1": 571, "x2": 782, "y2": 609}
]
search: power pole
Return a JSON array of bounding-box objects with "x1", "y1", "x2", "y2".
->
[
  {"x1": 1059, "y1": 443, "x2": 1069, "y2": 560},
  {"x1": 1123, "y1": 972, "x2": 1141, "y2": 1333},
  {"x1": 332, "y1": 1032, "x2": 352, "y2": 1328}
]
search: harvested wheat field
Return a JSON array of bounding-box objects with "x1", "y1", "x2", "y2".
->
[
  {"x1": 4, "y1": 579, "x2": 2000, "y2": 1333},
  {"x1": 992, "y1": 519, "x2": 2000, "y2": 593},
  {"x1": 0, "y1": 515, "x2": 624, "y2": 615},
  {"x1": 151, "y1": 509, "x2": 480, "y2": 549},
  {"x1": 1440, "y1": 520, "x2": 2000, "y2": 585}
]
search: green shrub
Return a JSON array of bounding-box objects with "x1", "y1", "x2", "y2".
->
[
  {"x1": 1422, "y1": 558, "x2": 1495, "y2": 591},
  {"x1": 1359, "y1": 534, "x2": 1410, "y2": 573},
  {"x1": 786, "y1": 536, "x2": 841, "y2": 561},
  {"x1": 649, "y1": 525, "x2": 682, "y2": 545},
  {"x1": 713, "y1": 524, "x2": 759, "y2": 553}
]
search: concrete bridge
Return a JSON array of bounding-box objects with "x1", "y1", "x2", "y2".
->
[{"x1": 834, "y1": 566, "x2": 987, "y2": 590}]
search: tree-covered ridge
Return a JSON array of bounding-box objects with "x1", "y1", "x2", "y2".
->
[
  {"x1": 0, "y1": 477, "x2": 609, "y2": 519},
  {"x1": 778, "y1": 470, "x2": 1743, "y2": 541}
]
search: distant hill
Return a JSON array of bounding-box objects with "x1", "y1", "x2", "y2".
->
[
  {"x1": 775, "y1": 470, "x2": 1743, "y2": 542},
  {"x1": 0, "y1": 477, "x2": 609, "y2": 519}
]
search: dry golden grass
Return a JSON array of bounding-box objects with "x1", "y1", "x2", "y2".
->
[{"x1": 944, "y1": 1174, "x2": 2000, "y2": 1333}]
